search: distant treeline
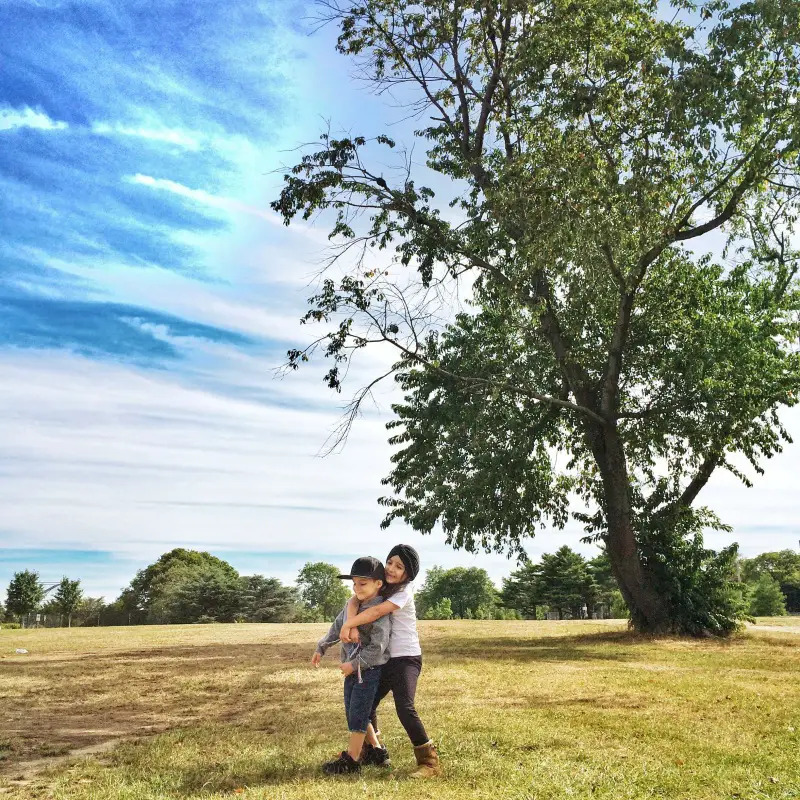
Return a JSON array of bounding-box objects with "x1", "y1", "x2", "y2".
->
[{"x1": 3, "y1": 546, "x2": 798, "y2": 628}]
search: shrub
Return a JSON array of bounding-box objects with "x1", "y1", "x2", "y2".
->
[
  {"x1": 609, "y1": 590, "x2": 629, "y2": 619},
  {"x1": 422, "y1": 597, "x2": 453, "y2": 620},
  {"x1": 748, "y1": 575, "x2": 787, "y2": 617}
]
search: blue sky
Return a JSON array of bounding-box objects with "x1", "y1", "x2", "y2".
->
[{"x1": 1, "y1": 0, "x2": 798, "y2": 603}]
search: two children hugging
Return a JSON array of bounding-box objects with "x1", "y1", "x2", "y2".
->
[{"x1": 311, "y1": 544, "x2": 442, "y2": 778}]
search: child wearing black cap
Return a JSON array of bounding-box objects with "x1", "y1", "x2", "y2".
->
[
  {"x1": 339, "y1": 544, "x2": 441, "y2": 778},
  {"x1": 311, "y1": 556, "x2": 391, "y2": 775}
]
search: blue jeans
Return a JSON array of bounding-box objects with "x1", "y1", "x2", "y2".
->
[{"x1": 343, "y1": 666, "x2": 382, "y2": 733}]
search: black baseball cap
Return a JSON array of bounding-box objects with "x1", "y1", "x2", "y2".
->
[{"x1": 338, "y1": 556, "x2": 385, "y2": 581}]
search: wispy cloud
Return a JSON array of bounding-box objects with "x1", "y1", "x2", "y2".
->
[
  {"x1": 129, "y1": 174, "x2": 283, "y2": 225},
  {"x1": 92, "y1": 123, "x2": 202, "y2": 150}
]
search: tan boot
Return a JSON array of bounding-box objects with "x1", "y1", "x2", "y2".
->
[{"x1": 410, "y1": 741, "x2": 442, "y2": 778}]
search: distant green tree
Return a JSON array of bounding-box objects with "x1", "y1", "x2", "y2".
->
[
  {"x1": 75, "y1": 597, "x2": 106, "y2": 627},
  {"x1": 500, "y1": 562, "x2": 540, "y2": 619},
  {"x1": 6, "y1": 570, "x2": 45, "y2": 627},
  {"x1": 414, "y1": 566, "x2": 444, "y2": 618},
  {"x1": 294, "y1": 605, "x2": 328, "y2": 623},
  {"x1": 588, "y1": 553, "x2": 621, "y2": 611},
  {"x1": 609, "y1": 590, "x2": 629, "y2": 619},
  {"x1": 532, "y1": 547, "x2": 598, "y2": 619},
  {"x1": 741, "y1": 550, "x2": 800, "y2": 612},
  {"x1": 415, "y1": 566, "x2": 497, "y2": 619},
  {"x1": 39, "y1": 598, "x2": 63, "y2": 626},
  {"x1": 296, "y1": 562, "x2": 350, "y2": 621},
  {"x1": 502, "y1": 547, "x2": 599, "y2": 619},
  {"x1": 54, "y1": 578, "x2": 83, "y2": 628},
  {"x1": 239, "y1": 576, "x2": 299, "y2": 622},
  {"x1": 748, "y1": 574, "x2": 787, "y2": 617},
  {"x1": 160, "y1": 569, "x2": 242, "y2": 623},
  {"x1": 120, "y1": 549, "x2": 240, "y2": 623}
]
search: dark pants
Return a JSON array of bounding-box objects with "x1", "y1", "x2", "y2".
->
[
  {"x1": 369, "y1": 655, "x2": 429, "y2": 747},
  {"x1": 344, "y1": 666, "x2": 382, "y2": 733}
]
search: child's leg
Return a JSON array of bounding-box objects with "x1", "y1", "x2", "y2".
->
[
  {"x1": 365, "y1": 723, "x2": 380, "y2": 748},
  {"x1": 345, "y1": 667, "x2": 383, "y2": 760},
  {"x1": 366, "y1": 659, "x2": 394, "y2": 747},
  {"x1": 390, "y1": 656, "x2": 429, "y2": 747},
  {"x1": 347, "y1": 731, "x2": 367, "y2": 761}
]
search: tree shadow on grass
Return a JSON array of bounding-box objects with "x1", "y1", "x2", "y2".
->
[{"x1": 427, "y1": 630, "x2": 646, "y2": 664}]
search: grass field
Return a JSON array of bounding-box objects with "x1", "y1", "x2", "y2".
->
[{"x1": 1, "y1": 619, "x2": 798, "y2": 799}]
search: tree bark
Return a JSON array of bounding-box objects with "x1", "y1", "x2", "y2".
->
[{"x1": 586, "y1": 422, "x2": 673, "y2": 633}]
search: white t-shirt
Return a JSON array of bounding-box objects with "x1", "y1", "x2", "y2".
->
[{"x1": 387, "y1": 584, "x2": 421, "y2": 658}]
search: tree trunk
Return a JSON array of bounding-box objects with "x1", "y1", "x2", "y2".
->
[{"x1": 587, "y1": 422, "x2": 673, "y2": 633}]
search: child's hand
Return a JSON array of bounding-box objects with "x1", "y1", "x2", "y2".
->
[
  {"x1": 310, "y1": 651, "x2": 322, "y2": 668},
  {"x1": 340, "y1": 624, "x2": 360, "y2": 644},
  {"x1": 340, "y1": 661, "x2": 355, "y2": 677}
]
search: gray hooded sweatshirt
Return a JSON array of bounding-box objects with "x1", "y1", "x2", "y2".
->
[{"x1": 315, "y1": 595, "x2": 391, "y2": 672}]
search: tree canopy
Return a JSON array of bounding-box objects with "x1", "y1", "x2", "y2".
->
[
  {"x1": 741, "y1": 549, "x2": 800, "y2": 585},
  {"x1": 112, "y1": 549, "x2": 301, "y2": 624},
  {"x1": 747, "y1": 573, "x2": 787, "y2": 616},
  {"x1": 416, "y1": 565, "x2": 500, "y2": 618},
  {"x1": 54, "y1": 578, "x2": 83, "y2": 627},
  {"x1": 5, "y1": 570, "x2": 45, "y2": 626},
  {"x1": 274, "y1": 0, "x2": 800, "y2": 636},
  {"x1": 124, "y1": 548, "x2": 241, "y2": 623},
  {"x1": 296, "y1": 562, "x2": 351, "y2": 621},
  {"x1": 503, "y1": 546, "x2": 604, "y2": 618}
]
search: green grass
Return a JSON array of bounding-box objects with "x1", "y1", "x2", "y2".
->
[
  {"x1": 1, "y1": 620, "x2": 799, "y2": 799},
  {"x1": 753, "y1": 616, "x2": 800, "y2": 628}
]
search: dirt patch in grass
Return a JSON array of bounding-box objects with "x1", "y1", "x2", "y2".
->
[{"x1": 0, "y1": 633, "x2": 315, "y2": 776}]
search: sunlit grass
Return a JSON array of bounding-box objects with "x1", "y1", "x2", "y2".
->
[{"x1": 2, "y1": 620, "x2": 798, "y2": 799}]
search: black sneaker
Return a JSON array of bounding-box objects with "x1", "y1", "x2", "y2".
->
[
  {"x1": 322, "y1": 751, "x2": 361, "y2": 775},
  {"x1": 362, "y1": 743, "x2": 391, "y2": 767}
]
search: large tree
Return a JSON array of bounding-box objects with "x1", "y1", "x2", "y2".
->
[
  {"x1": 275, "y1": 0, "x2": 800, "y2": 635},
  {"x1": 161, "y1": 569, "x2": 243, "y2": 623},
  {"x1": 5, "y1": 570, "x2": 45, "y2": 627}
]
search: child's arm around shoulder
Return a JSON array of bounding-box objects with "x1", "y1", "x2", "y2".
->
[{"x1": 340, "y1": 595, "x2": 405, "y2": 642}]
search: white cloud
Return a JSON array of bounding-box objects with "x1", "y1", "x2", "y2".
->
[
  {"x1": 128, "y1": 173, "x2": 327, "y2": 244},
  {"x1": 92, "y1": 122, "x2": 201, "y2": 150},
  {"x1": 0, "y1": 105, "x2": 68, "y2": 132}
]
